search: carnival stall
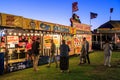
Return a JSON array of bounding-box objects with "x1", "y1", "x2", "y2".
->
[
  {"x1": 70, "y1": 13, "x2": 92, "y2": 54},
  {"x1": 72, "y1": 23, "x2": 92, "y2": 54},
  {"x1": 0, "y1": 12, "x2": 92, "y2": 73}
]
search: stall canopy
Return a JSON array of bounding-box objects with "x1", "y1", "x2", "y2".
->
[{"x1": 98, "y1": 20, "x2": 120, "y2": 29}]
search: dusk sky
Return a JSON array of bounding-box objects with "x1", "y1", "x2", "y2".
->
[{"x1": 0, "y1": 0, "x2": 120, "y2": 30}]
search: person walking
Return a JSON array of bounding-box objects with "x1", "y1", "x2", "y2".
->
[
  {"x1": 47, "y1": 39, "x2": 58, "y2": 68},
  {"x1": 32, "y1": 37, "x2": 40, "y2": 71},
  {"x1": 103, "y1": 40, "x2": 113, "y2": 67},
  {"x1": 59, "y1": 40, "x2": 70, "y2": 73}
]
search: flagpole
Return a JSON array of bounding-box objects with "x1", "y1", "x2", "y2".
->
[
  {"x1": 110, "y1": 12, "x2": 111, "y2": 21},
  {"x1": 71, "y1": 3, "x2": 73, "y2": 27},
  {"x1": 72, "y1": 3, "x2": 73, "y2": 15},
  {"x1": 90, "y1": 18, "x2": 91, "y2": 26},
  {"x1": 110, "y1": 8, "x2": 113, "y2": 21},
  {"x1": 90, "y1": 12, "x2": 91, "y2": 26},
  {"x1": 72, "y1": 7, "x2": 73, "y2": 15}
]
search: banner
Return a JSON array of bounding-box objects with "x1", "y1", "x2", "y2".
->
[
  {"x1": 72, "y1": 2, "x2": 78, "y2": 12},
  {"x1": 90, "y1": 12, "x2": 98, "y2": 19},
  {"x1": 23, "y1": 18, "x2": 39, "y2": 30},
  {"x1": 1, "y1": 13, "x2": 23, "y2": 28},
  {"x1": 110, "y1": 8, "x2": 113, "y2": 13}
]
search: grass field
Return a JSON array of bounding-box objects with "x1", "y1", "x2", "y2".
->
[{"x1": 0, "y1": 51, "x2": 120, "y2": 80}]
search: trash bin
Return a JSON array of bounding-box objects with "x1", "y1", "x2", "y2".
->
[{"x1": 0, "y1": 52, "x2": 4, "y2": 75}]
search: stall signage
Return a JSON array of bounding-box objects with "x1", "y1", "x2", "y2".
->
[
  {"x1": 53, "y1": 35, "x2": 60, "y2": 47},
  {"x1": 23, "y1": 18, "x2": 40, "y2": 30},
  {"x1": 43, "y1": 35, "x2": 52, "y2": 49},
  {"x1": 73, "y1": 23, "x2": 91, "y2": 31},
  {"x1": 29, "y1": 20, "x2": 39, "y2": 30},
  {"x1": 40, "y1": 23, "x2": 51, "y2": 31},
  {"x1": 70, "y1": 27, "x2": 76, "y2": 34},
  {"x1": 83, "y1": 25, "x2": 91, "y2": 31},
  {"x1": 43, "y1": 35, "x2": 60, "y2": 49},
  {"x1": 29, "y1": 20, "x2": 36, "y2": 29},
  {"x1": 0, "y1": 13, "x2": 1, "y2": 25},
  {"x1": 53, "y1": 25, "x2": 69, "y2": 33},
  {"x1": 73, "y1": 23, "x2": 84, "y2": 30},
  {"x1": 1, "y1": 13, "x2": 23, "y2": 28},
  {"x1": 63, "y1": 27, "x2": 69, "y2": 33},
  {"x1": 7, "y1": 36, "x2": 19, "y2": 44},
  {"x1": 53, "y1": 25, "x2": 61, "y2": 32},
  {"x1": 73, "y1": 35, "x2": 81, "y2": 53}
]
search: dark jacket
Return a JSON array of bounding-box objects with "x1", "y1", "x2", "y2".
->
[
  {"x1": 60, "y1": 44, "x2": 70, "y2": 57},
  {"x1": 32, "y1": 41, "x2": 40, "y2": 56}
]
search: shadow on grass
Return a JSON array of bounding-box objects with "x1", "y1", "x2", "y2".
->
[{"x1": 92, "y1": 64, "x2": 120, "y2": 73}]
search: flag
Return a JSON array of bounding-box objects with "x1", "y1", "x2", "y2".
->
[
  {"x1": 90, "y1": 12, "x2": 98, "y2": 19},
  {"x1": 110, "y1": 8, "x2": 113, "y2": 13},
  {"x1": 72, "y1": 2, "x2": 78, "y2": 12}
]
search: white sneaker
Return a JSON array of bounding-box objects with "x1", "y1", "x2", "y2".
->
[
  {"x1": 108, "y1": 65, "x2": 111, "y2": 67},
  {"x1": 104, "y1": 64, "x2": 106, "y2": 66}
]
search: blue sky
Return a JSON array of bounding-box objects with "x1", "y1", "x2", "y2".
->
[{"x1": 0, "y1": 0, "x2": 120, "y2": 30}]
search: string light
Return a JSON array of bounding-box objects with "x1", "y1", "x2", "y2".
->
[
  {"x1": 9, "y1": 33, "x2": 12, "y2": 35},
  {"x1": 14, "y1": 33, "x2": 17, "y2": 35},
  {"x1": 18, "y1": 33, "x2": 22, "y2": 36}
]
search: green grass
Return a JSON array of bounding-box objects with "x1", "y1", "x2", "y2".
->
[{"x1": 0, "y1": 51, "x2": 120, "y2": 80}]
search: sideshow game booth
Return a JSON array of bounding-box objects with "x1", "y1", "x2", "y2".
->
[{"x1": 0, "y1": 13, "x2": 92, "y2": 74}]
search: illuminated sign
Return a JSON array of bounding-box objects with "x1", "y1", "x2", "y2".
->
[{"x1": 7, "y1": 36, "x2": 19, "y2": 44}]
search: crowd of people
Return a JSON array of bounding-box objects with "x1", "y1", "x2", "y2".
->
[{"x1": 26, "y1": 37, "x2": 113, "y2": 73}]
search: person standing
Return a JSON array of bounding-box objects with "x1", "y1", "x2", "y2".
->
[
  {"x1": 79, "y1": 37, "x2": 90, "y2": 64},
  {"x1": 79, "y1": 38, "x2": 86, "y2": 64},
  {"x1": 26, "y1": 39, "x2": 33, "y2": 61},
  {"x1": 47, "y1": 39, "x2": 58, "y2": 68},
  {"x1": 59, "y1": 40, "x2": 70, "y2": 73},
  {"x1": 32, "y1": 37, "x2": 40, "y2": 71},
  {"x1": 103, "y1": 40, "x2": 113, "y2": 67},
  {"x1": 84, "y1": 37, "x2": 90, "y2": 64}
]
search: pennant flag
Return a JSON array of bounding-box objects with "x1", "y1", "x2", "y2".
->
[
  {"x1": 90, "y1": 12, "x2": 98, "y2": 19},
  {"x1": 110, "y1": 8, "x2": 113, "y2": 13},
  {"x1": 72, "y1": 2, "x2": 78, "y2": 12}
]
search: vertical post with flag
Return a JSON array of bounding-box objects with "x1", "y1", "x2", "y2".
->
[
  {"x1": 70, "y1": 2, "x2": 79, "y2": 27},
  {"x1": 110, "y1": 8, "x2": 113, "y2": 21},
  {"x1": 90, "y1": 12, "x2": 98, "y2": 26},
  {"x1": 72, "y1": 2, "x2": 78, "y2": 13}
]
